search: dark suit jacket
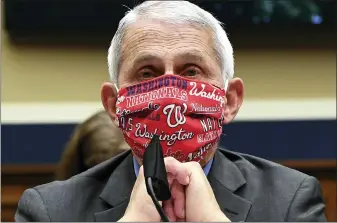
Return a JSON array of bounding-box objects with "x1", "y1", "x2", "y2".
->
[{"x1": 15, "y1": 149, "x2": 327, "y2": 222}]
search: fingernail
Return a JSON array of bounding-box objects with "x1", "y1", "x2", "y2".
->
[{"x1": 185, "y1": 176, "x2": 189, "y2": 184}]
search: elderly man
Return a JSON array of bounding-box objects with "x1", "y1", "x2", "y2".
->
[{"x1": 15, "y1": 1, "x2": 326, "y2": 222}]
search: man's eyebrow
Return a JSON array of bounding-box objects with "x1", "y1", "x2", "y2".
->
[
  {"x1": 175, "y1": 51, "x2": 206, "y2": 63},
  {"x1": 132, "y1": 54, "x2": 160, "y2": 66}
]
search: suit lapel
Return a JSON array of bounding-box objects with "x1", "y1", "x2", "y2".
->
[
  {"x1": 208, "y1": 149, "x2": 252, "y2": 222},
  {"x1": 94, "y1": 152, "x2": 136, "y2": 222}
]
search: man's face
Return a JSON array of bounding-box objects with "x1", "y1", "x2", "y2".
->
[
  {"x1": 118, "y1": 20, "x2": 224, "y2": 90},
  {"x1": 101, "y1": 20, "x2": 244, "y2": 165}
]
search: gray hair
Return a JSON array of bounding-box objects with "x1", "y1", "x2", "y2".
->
[{"x1": 107, "y1": 1, "x2": 234, "y2": 87}]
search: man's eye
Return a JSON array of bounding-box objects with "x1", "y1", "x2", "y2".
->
[
  {"x1": 182, "y1": 66, "x2": 202, "y2": 77},
  {"x1": 142, "y1": 72, "x2": 153, "y2": 78},
  {"x1": 185, "y1": 69, "x2": 197, "y2": 76},
  {"x1": 139, "y1": 69, "x2": 156, "y2": 79}
]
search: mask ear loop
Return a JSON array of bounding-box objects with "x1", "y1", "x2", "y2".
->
[
  {"x1": 113, "y1": 83, "x2": 119, "y2": 93},
  {"x1": 224, "y1": 79, "x2": 229, "y2": 92},
  {"x1": 112, "y1": 83, "x2": 121, "y2": 127}
]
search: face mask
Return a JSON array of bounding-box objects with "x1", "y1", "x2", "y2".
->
[{"x1": 115, "y1": 74, "x2": 226, "y2": 163}]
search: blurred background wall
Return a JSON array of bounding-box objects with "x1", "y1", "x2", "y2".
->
[
  {"x1": 2, "y1": 31, "x2": 336, "y2": 102},
  {"x1": 1, "y1": 0, "x2": 336, "y2": 221}
]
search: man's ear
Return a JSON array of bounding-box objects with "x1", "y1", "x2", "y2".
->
[
  {"x1": 223, "y1": 78, "x2": 244, "y2": 124},
  {"x1": 101, "y1": 82, "x2": 118, "y2": 120}
]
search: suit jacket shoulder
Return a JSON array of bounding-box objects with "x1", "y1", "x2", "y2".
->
[
  {"x1": 215, "y1": 149, "x2": 326, "y2": 221},
  {"x1": 15, "y1": 151, "x2": 135, "y2": 222}
]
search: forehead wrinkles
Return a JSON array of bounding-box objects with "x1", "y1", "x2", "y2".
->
[{"x1": 120, "y1": 22, "x2": 218, "y2": 64}]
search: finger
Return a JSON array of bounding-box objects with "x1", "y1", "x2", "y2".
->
[
  {"x1": 167, "y1": 173, "x2": 175, "y2": 186},
  {"x1": 164, "y1": 157, "x2": 190, "y2": 185},
  {"x1": 129, "y1": 166, "x2": 144, "y2": 197},
  {"x1": 176, "y1": 217, "x2": 186, "y2": 222},
  {"x1": 137, "y1": 166, "x2": 145, "y2": 180},
  {"x1": 171, "y1": 180, "x2": 186, "y2": 219},
  {"x1": 163, "y1": 199, "x2": 176, "y2": 222}
]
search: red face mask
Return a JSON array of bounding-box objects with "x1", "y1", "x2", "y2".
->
[{"x1": 115, "y1": 74, "x2": 226, "y2": 163}]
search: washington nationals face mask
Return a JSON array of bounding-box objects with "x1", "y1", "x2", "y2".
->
[{"x1": 115, "y1": 74, "x2": 226, "y2": 163}]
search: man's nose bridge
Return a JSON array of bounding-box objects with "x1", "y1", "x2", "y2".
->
[{"x1": 163, "y1": 57, "x2": 174, "y2": 74}]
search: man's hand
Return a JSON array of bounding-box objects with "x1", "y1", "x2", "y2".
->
[
  {"x1": 164, "y1": 157, "x2": 231, "y2": 222},
  {"x1": 118, "y1": 165, "x2": 160, "y2": 222},
  {"x1": 119, "y1": 165, "x2": 186, "y2": 222},
  {"x1": 163, "y1": 175, "x2": 187, "y2": 222}
]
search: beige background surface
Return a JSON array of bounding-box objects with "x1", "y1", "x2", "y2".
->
[{"x1": 2, "y1": 30, "x2": 336, "y2": 103}]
